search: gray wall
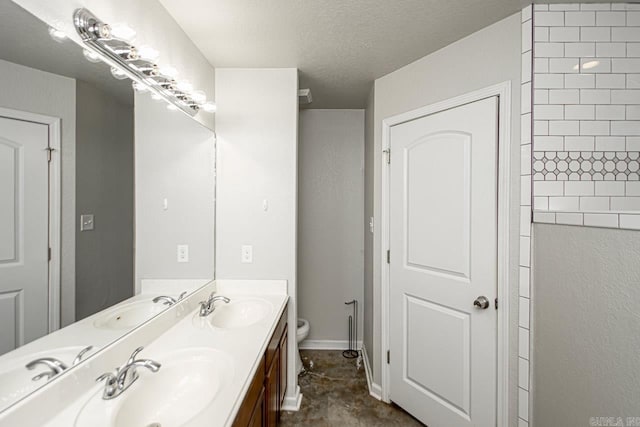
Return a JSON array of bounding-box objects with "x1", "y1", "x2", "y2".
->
[
  {"x1": 363, "y1": 87, "x2": 374, "y2": 358},
  {"x1": 297, "y1": 109, "x2": 364, "y2": 343},
  {"x1": 532, "y1": 224, "x2": 640, "y2": 426},
  {"x1": 75, "y1": 81, "x2": 134, "y2": 320},
  {"x1": 134, "y1": 93, "x2": 216, "y2": 291},
  {"x1": 0, "y1": 58, "x2": 76, "y2": 326},
  {"x1": 367, "y1": 13, "x2": 522, "y2": 422}
]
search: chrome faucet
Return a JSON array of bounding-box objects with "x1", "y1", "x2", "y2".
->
[
  {"x1": 199, "y1": 293, "x2": 230, "y2": 317},
  {"x1": 152, "y1": 291, "x2": 188, "y2": 306},
  {"x1": 72, "y1": 345, "x2": 94, "y2": 365},
  {"x1": 26, "y1": 358, "x2": 68, "y2": 381},
  {"x1": 96, "y1": 346, "x2": 161, "y2": 400},
  {"x1": 26, "y1": 345, "x2": 94, "y2": 381}
]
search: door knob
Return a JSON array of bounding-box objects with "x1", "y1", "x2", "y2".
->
[{"x1": 473, "y1": 296, "x2": 490, "y2": 309}]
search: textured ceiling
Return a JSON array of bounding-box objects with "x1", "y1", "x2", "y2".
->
[
  {"x1": 159, "y1": 0, "x2": 528, "y2": 109},
  {"x1": 0, "y1": 1, "x2": 132, "y2": 105}
]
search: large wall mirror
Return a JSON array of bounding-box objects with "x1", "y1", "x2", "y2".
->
[{"x1": 0, "y1": 0, "x2": 215, "y2": 412}]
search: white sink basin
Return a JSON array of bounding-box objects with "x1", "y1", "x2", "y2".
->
[
  {"x1": 75, "y1": 348, "x2": 234, "y2": 427},
  {"x1": 93, "y1": 301, "x2": 166, "y2": 330},
  {"x1": 0, "y1": 346, "x2": 92, "y2": 409},
  {"x1": 209, "y1": 298, "x2": 273, "y2": 329}
]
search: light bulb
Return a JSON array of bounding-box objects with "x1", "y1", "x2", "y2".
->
[
  {"x1": 48, "y1": 27, "x2": 67, "y2": 42},
  {"x1": 202, "y1": 102, "x2": 217, "y2": 113},
  {"x1": 83, "y1": 49, "x2": 101, "y2": 63},
  {"x1": 166, "y1": 104, "x2": 178, "y2": 111},
  {"x1": 137, "y1": 45, "x2": 159, "y2": 61},
  {"x1": 110, "y1": 67, "x2": 128, "y2": 80},
  {"x1": 158, "y1": 65, "x2": 178, "y2": 78},
  {"x1": 190, "y1": 90, "x2": 207, "y2": 104},
  {"x1": 110, "y1": 23, "x2": 136, "y2": 42},
  {"x1": 176, "y1": 81, "x2": 193, "y2": 92},
  {"x1": 132, "y1": 81, "x2": 148, "y2": 92}
]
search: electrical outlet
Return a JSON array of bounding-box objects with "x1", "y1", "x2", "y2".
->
[
  {"x1": 241, "y1": 245, "x2": 253, "y2": 263},
  {"x1": 177, "y1": 244, "x2": 189, "y2": 263}
]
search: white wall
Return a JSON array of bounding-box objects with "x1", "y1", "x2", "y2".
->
[
  {"x1": 0, "y1": 58, "x2": 76, "y2": 326},
  {"x1": 214, "y1": 68, "x2": 299, "y2": 404},
  {"x1": 363, "y1": 87, "x2": 375, "y2": 362},
  {"x1": 134, "y1": 93, "x2": 215, "y2": 291},
  {"x1": 297, "y1": 109, "x2": 364, "y2": 344},
  {"x1": 368, "y1": 12, "x2": 522, "y2": 423},
  {"x1": 13, "y1": 0, "x2": 215, "y2": 130}
]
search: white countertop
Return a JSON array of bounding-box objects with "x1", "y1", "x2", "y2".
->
[{"x1": 4, "y1": 280, "x2": 289, "y2": 427}]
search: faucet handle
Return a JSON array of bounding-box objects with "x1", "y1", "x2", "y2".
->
[
  {"x1": 127, "y1": 346, "x2": 145, "y2": 365},
  {"x1": 96, "y1": 372, "x2": 116, "y2": 383},
  {"x1": 73, "y1": 345, "x2": 94, "y2": 366},
  {"x1": 178, "y1": 291, "x2": 188, "y2": 300}
]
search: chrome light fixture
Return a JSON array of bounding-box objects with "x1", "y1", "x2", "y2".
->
[{"x1": 73, "y1": 8, "x2": 208, "y2": 116}]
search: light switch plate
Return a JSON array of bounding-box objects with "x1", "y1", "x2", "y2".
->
[{"x1": 80, "y1": 214, "x2": 94, "y2": 231}]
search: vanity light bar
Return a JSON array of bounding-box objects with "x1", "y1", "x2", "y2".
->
[{"x1": 73, "y1": 8, "x2": 201, "y2": 116}]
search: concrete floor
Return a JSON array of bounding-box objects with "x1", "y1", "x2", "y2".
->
[{"x1": 280, "y1": 350, "x2": 424, "y2": 426}]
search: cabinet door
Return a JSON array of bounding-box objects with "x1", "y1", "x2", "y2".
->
[
  {"x1": 265, "y1": 350, "x2": 279, "y2": 427},
  {"x1": 248, "y1": 387, "x2": 265, "y2": 427},
  {"x1": 278, "y1": 329, "x2": 288, "y2": 412}
]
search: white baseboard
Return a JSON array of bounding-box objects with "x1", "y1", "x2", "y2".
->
[
  {"x1": 361, "y1": 343, "x2": 382, "y2": 400},
  {"x1": 299, "y1": 339, "x2": 363, "y2": 350},
  {"x1": 281, "y1": 385, "x2": 302, "y2": 411}
]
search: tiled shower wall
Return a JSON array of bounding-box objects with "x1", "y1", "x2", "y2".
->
[
  {"x1": 519, "y1": 7, "x2": 532, "y2": 426},
  {"x1": 532, "y1": 3, "x2": 640, "y2": 228}
]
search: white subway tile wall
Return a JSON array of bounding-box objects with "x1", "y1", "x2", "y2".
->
[
  {"x1": 519, "y1": 8, "x2": 533, "y2": 425},
  {"x1": 533, "y1": 3, "x2": 640, "y2": 230}
]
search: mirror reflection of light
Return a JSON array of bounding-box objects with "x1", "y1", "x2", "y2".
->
[
  {"x1": 191, "y1": 90, "x2": 207, "y2": 104},
  {"x1": 176, "y1": 81, "x2": 194, "y2": 92},
  {"x1": 138, "y1": 45, "x2": 160, "y2": 61},
  {"x1": 132, "y1": 81, "x2": 148, "y2": 92},
  {"x1": 166, "y1": 104, "x2": 179, "y2": 111},
  {"x1": 201, "y1": 103, "x2": 217, "y2": 113},
  {"x1": 110, "y1": 23, "x2": 136, "y2": 42},
  {"x1": 110, "y1": 67, "x2": 128, "y2": 80},
  {"x1": 83, "y1": 49, "x2": 101, "y2": 63},
  {"x1": 48, "y1": 27, "x2": 67, "y2": 42},
  {"x1": 158, "y1": 65, "x2": 179, "y2": 78}
]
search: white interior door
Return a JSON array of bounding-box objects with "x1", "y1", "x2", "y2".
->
[
  {"x1": 0, "y1": 115, "x2": 50, "y2": 356},
  {"x1": 389, "y1": 97, "x2": 499, "y2": 427}
]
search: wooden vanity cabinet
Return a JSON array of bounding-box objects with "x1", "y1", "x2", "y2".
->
[
  {"x1": 232, "y1": 355, "x2": 265, "y2": 427},
  {"x1": 233, "y1": 305, "x2": 288, "y2": 427}
]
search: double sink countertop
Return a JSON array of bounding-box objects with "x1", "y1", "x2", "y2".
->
[{"x1": 0, "y1": 280, "x2": 289, "y2": 427}]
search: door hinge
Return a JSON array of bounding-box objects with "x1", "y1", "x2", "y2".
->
[
  {"x1": 387, "y1": 350, "x2": 390, "y2": 364},
  {"x1": 383, "y1": 148, "x2": 390, "y2": 164},
  {"x1": 386, "y1": 250, "x2": 390, "y2": 264},
  {"x1": 495, "y1": 298, "x2": 498, "y2": 310},
  {"x1": 48, "y1": 247, "x2": 51, "y2": 261},
  {"x1": 45, "y1": 147, "x2": 55, "y2": 163}
]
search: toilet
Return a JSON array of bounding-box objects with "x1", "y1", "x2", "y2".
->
[{"x1": 296, "y1": 318, "x2": 310, "y2": 374}]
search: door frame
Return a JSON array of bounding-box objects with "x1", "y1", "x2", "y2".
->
[
  {"x1": 0, "y1": 107, "x2": 61, "y2": 333},
  {"x1": 380, "y1": 82, "x2": 512, "y2": 426}
]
